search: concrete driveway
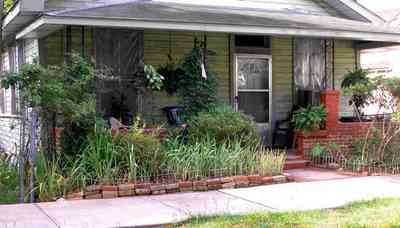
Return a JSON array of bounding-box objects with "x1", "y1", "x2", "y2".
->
[{"x1": 1, "y1": 175, "x2": 400, "y2": 228}]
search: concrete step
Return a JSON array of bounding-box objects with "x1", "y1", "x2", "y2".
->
[
  {"x1": 286, "y1": 155, "x2": 303, "y2": 161},
  {"x1": 284, "y1": 159, "x2": 310, "y2": 170}
]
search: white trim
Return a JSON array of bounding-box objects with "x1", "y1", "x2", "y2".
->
[
  {"x1": 16, "y1": 16, "x2": 400, "y2": 42},
  {"x1": 2, "y1": 2, "x2": 21, "y2": 29},
  {"x1": 339, "y1": 0, "x2": 385, "y2": 23},
  {"x1": 238, "y1": 89, "x2": 270, "y2": 92},
  {"x1": 234, "y1": 54, "x2": 272, "y2": 126}
]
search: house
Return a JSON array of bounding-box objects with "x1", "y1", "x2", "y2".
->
[
  {"x1": 360, "y1": 8, "x2": 400, "y2": 78},
  {"x1": 1, "y1": 0, "x2": 400, "y2": 154}
]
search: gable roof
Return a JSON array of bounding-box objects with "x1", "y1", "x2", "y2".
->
[
  {"x1": 377, "y1": 9, "x2": 400, "y2": 25},
  {"x1": 15, "y1": 0, "x2": 400, "y2": 42},
  {"x1": 325, "y1": 0, "x2": 385, "y2": 23}
]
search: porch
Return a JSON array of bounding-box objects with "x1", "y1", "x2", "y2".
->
[{"x1": 7, "y1": 1, "x2": 399, "y2": 149}]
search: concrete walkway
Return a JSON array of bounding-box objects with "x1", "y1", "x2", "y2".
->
[{"x1": 1, "y1": 174, "x2": 400, "y2": 228}]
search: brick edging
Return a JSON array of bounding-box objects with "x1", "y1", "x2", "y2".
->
[{"x1": 64, "y1": 174, "x2": 289, "y2": 201}]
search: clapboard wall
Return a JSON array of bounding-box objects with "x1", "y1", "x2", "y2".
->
[{"x1": 38, "y1": 26, "x2": 356, "y2": 123}]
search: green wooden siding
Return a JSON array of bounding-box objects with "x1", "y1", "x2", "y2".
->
[
  {"x1": 143, "y1": 30, "x2": 230, "y2": 122},
  {"x1": 334, "y1": 40, "x2": 356, "y2": 116},
  {"x1": 272, "y1": 37, "x2": 293, "y2": 123},
  {"x1": 39, "y1": 26, "x2": 93, "y2": 65},
  {"x1": 39, "y1": 27, "x2": 357, "y2": 122}
]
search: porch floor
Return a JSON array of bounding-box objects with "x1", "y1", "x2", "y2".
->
[{"x1": 1, "y1": 170, "x2": 399, "y2": 228}]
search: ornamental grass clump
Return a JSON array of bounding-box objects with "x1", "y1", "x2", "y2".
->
[
  {"x1": 163, "y1": 137, "x2": 259, "y2": 180},
  {"x1": 259, "y1": 149, "x2": 286, "y2": 176}
]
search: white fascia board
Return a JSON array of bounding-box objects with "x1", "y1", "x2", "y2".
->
[
  {"x1": 337, "y1": 0, "x2": 385, "y2": 24},
  {"x1": 2, "y1": 1, "x2": 21, "y2": 29},
  {"x1": 16, "y1": 16, "x2": 400, "y2": 43}
]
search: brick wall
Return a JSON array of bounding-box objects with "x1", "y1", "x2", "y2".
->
[{"x1": 296, "y1": 90, "x2": 372, "y2": 157}]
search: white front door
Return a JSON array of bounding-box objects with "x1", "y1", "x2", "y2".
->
[{"x1": 235, "y1": 54, "x2": 272, "y2": 139}]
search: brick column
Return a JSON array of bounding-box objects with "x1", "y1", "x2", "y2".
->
[{"x1": 320, "y1": 90, "x2": 340, "y2": 129}]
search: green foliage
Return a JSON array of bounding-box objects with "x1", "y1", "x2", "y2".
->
[
  {"x1": 35, "y1": 152, "x2": 66, "y2": 202},
  {"x1": 259, "y1": 150, "x2": 286, "y2": 176},
  {"x1": 3, "y1": 0, "x2": 15, "y2": 14},
  {"x1": 341, "y1": 69, "x2": 376, "y2": 116},
  {"x1": 157, "y1": 62, "x2": 185, "y2": 95},
  {"x1": 1, "y1": 60, "x2": 64, "y2": 110},
  {"x1": 124, "y1": 122, "x2": 164, "y2": 178},
  {"x1": 75, "y1": 120, "x2": 165, "y2": 184},
  {"x1": 187, "y1": 105, "x2": 260, "y2": 145},
  {"x1": 144, "y1": 64, "x2": 165, "y2": 91},
  {"x1": 292, "y1": 105, "x2": 327, "y2": 132},
  {"x1": 310, "y1": 143, "x2": 328, "y2": 158},
  {"x1": 177, "y1": 44, "x2": 217, "y2": 115},
  {"x1": 163, "y1": 137, "x2": 259, "y2": 180},
  {"x1": 1, "y1": 53, "x2": 98, "y2": 156},
  {"x1": 381, "y1": 77, "x2": 400, "y2": 100},
  {"x1": 0, "y1": 159, "x2": 19, "y2": 204}
]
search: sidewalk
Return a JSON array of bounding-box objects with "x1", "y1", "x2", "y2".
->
[{"x1": 1, "y1": 173, "x2": 400, "y2": 228}]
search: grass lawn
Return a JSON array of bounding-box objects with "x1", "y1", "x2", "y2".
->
[{"x1": 174, "y1": 198, "x2": 400, "y2": 227}]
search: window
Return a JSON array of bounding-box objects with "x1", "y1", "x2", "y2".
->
[
  {"x1": 235, "y1": 55, "x2": 271, "y2": 123},
  {"x1": 235, "y1": 35, "x2": 270, "y2": 48}
]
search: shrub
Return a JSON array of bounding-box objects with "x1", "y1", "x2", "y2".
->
[
  {"x1": 0, "y1": 159, "x2": 19, "y2": 204},
  {"x1": 124, "y1": 123, "x2": 165, "y2": 178},
  {"x1": 76, "y1": 120, "x2": 165, "y2": 184},
  {"x1": 187, "y1": 105, "x2": 260, "y2": 145},
  {"x1": 259, "y1": 150, "x2": 286, "y2": 176},
  {"x1": 341, "y1": 69, "x2": 376, "y2": 117},
  {"x1": 177, "y1": 42, "x2": 218, "y2": 115},
  {"x1": 292, "y1": 105, "x2": 327, "y2": 132}
]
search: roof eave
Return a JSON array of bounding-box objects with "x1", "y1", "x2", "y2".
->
[
  {"x1": 2, "y1": 0, "x2": 44, "y2": 41},
  {"x1": 16, "y1": 16, "x2": 400, "y2": 43}
]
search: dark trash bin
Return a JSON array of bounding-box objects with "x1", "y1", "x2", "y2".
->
[{"x1": 162, "y1": 106, "x2": 184, "y2": 125}]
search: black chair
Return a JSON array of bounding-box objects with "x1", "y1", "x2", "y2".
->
[{"x1": 272, "y1": 105, "x2": 301, "y2": 149}]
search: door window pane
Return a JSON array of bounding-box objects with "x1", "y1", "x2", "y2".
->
[
  {"x1": 238, "y1": 58, "x2": 269, "y2": 90},
  {"x1": 238, "y1": 92, "x2": 269, "y2": 123}
]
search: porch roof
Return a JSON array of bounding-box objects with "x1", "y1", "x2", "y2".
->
[{"x1": 16, "y1": 0, "x2": 400, "y2": 42}]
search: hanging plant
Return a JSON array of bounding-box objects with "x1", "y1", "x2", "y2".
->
[
  {"x1": 157, "y1": 60, "x2": 185, "y2": 95},
  {"x1": 176, "y1": 39, "x2": 218, "y2": 116},
  {"x1": 144, "y1": 64, "x2": 164, "y2": 92}
]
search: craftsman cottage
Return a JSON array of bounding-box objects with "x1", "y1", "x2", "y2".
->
[{"x1": 1, "y1": 0, "x2": 400, "y2": 154}]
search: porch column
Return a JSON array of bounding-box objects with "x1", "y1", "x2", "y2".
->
[{"x1": 320, "y1": 90, "x2": 340, "y2": 129}]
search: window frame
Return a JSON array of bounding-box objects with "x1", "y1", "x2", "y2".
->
[{"x1": 234, "y1": 54, "x2": 272, "y2": 125}]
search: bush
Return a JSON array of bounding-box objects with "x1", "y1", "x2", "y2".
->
[
  {"x1": 177, "y1": 43, "x2": 218, "y2": 115},
  {"x1": 187, "y1": 105, "x2": 260, "y2": 145},
  {"x1": 0, "y1": 159, "x2": 19, "y2": 204},
  {"x1": 75, "y1": 120, "x2": 165, "y2": 184},
  {"x1": 124, "y1": 123, "x2": 165, "y2": 178}
]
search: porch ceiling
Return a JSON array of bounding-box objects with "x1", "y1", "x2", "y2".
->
[{"x1": 16, "y1": 1, "x2": 400, "y2": 43}]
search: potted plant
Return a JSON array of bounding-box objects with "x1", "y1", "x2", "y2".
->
[
  {"x1": 291, "y1": 105, "x2": 327, "y2": 133},
  {"x1": 341, "y1": 69, "x2": 376, "y2": 121}
]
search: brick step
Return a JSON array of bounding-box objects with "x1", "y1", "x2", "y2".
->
[{"x1": 284, "y1": 159, "x2": 310, "y2": 170}]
